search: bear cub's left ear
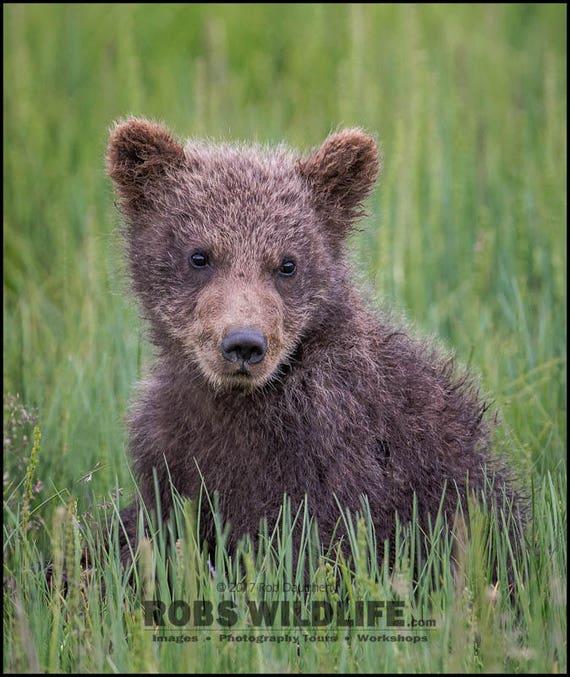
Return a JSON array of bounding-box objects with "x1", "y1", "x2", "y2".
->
[
  {"x1": 298, "y1": 128, "x2": 380, "y2": 239},
  {"x1": 106, "y1": 117, "x2": 185, "y2": 216}
]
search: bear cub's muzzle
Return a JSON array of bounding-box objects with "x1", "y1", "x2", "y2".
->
[{"x1": 221, "y1": 328, "x2": 268, "y2": 368}]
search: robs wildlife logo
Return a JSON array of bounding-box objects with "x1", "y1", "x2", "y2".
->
[{"x1": 144, "y1": 599, "x2": 436, "y2": 631}]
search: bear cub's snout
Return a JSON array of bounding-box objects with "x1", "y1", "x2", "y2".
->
[{"x1": 221, "y1": 328, "x2": 267, "y2": 367}]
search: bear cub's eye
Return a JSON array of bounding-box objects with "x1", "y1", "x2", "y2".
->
[
  {"x1": 278, "y1": 258, "x2": 297, "y2": 277},
  {"x1": 189, "y1": 251, "x2": 210, "y2": 269}
]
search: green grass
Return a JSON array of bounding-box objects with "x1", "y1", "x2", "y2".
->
[
  {"x1": 3, "y1": 3, "x2": 566, "y2": 673},
  {"x1": 3, "y1": 474, "x2": 566, "y2": 673}
]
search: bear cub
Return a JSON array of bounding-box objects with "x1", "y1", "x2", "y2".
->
[{"x1": 107, "y1": 118, "x2": 522, "y2": 565}]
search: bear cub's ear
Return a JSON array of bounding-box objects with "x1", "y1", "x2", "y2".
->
[
  {"x1": 298, "y1": 128, "x2": 380, "y2": 239},
  {"x1": 106, "y1": 117, "x2": 185, "y2": 215}
]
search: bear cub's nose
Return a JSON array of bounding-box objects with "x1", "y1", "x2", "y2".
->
[{"x1": 221, "y1": 329, "x2": 267, "y2": 366}]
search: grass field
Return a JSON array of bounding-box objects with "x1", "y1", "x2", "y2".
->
[{"x1": 3, "y1": 3, "x2": 567, "y2": 673}]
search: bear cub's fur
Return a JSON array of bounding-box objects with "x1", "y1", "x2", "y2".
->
[{"x1": 107, "y1": 118, "x2": 522, "y2": 564}]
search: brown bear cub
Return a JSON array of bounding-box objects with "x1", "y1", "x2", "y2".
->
[{"x1": 107, "y1": 118, "x2": 523, "y2": 566}]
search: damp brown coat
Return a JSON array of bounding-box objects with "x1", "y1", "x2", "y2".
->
[{"x1": 106, "y1": 118, "x2": 523, "y2": 563}]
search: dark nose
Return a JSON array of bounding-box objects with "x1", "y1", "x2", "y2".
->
[{"x1": 221, "y1": 329, "x2": 267, "y2": 365}]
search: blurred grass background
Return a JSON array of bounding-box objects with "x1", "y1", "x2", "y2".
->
[
  {"x1": 3, "y1": 1, "x2": 566, "y2": 557},
  {"x1": 3, "y1": 4, "x2": 567, "y2": 673}
]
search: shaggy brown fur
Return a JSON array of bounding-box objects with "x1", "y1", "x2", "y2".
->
[{"x1": 107, "y1": 118, "x2": 523, "y2": 566}]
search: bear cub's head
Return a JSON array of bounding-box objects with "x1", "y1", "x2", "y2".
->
[{"x1": 107, "y1": 118, "x2": 379, "y2": 391}]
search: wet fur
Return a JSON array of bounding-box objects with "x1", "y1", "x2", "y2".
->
[{"x1": 107, "y1": 118, "x2": 524, "y2": 565}]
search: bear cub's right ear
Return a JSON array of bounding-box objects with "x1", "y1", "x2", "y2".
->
[
  {"x1": 297, "y1": 128, "x2": 380, "y2": 243},
  {"x1": 106, "y1": 117, "x2": 185, "y2": 215}
]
